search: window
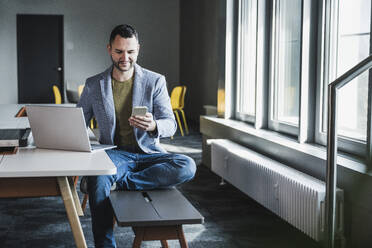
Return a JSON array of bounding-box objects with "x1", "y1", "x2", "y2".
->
[
  {"x1": 269, "y1": 0, "x2": 304, "y2": 136},
  {"x1": 333, "y1": 0, "x2": 370, "y2": 141},
  {"x1": 235, "y1": 0, "x2": 258, "y2": 123},
  {"x1": 316, "y1": 0, "x2": 371, "y2": 156},
  {"x1": 234, "y1": 0, "x2": 370, "y2": 157}
]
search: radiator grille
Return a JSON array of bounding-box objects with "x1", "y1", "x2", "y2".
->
[{"x1": 211, "y1": 139, "x2": 344, "y2": 242}]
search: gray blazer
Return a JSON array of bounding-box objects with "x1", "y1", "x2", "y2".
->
[{"x1": 77, "y1": 64, "x2": 176, "y2": 153}]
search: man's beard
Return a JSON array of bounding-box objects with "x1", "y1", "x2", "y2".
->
[{"x1": 111, "y1": 57, "x2": 133, "y2": 72}]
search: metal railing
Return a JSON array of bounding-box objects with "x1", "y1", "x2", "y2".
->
[{"x1": 326, "y1": 54, "x2": 372, "y2": 248}]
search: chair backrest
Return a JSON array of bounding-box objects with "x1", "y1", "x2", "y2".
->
[
  {"x1": 52, "y1": 85, "x2": 62, "y2": 104},
  {"x1": 78, "y1": 85, "x2": 84, "y2": 97},
  {"x1": 78, "y1": 84, "x2": 97, "y2": 129},
  {"x1": 180, "y1": 86, "x2": 186, "y2": 109},
  {"x1": 170, "y1": 86, "x2": 186, "y2": 110}
]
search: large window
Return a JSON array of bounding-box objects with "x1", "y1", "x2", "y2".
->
[
  {"x1": 316, "y1": 0, "x2": 371, "y2": 155},
  {"x1": 235, "y1": 0, "x2": 371, "y2": 158}
]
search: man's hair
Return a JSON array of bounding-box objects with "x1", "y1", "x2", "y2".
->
[{"x1": 109, "y1": 24, "x2": 139, "y2": 44}]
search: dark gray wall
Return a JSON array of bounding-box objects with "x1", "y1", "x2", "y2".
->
[
  {"x1": 0, "y1": 0, "x2": 179, "y2": 103},
  {"x1": 180, "y1": 0, "x2": 221, "y2": 125}
]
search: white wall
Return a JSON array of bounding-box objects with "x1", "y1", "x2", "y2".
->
[{"x1": 0, "y1": 0, "x2": 179, "y2": 103}]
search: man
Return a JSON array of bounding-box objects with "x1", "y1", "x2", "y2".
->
[{"x1": 77, "y1": 24, "x2": 196, "y2": 248}]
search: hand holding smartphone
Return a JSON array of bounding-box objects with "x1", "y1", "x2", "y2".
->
[
  {"x1": 131, "y1": 106, "x2": 148, "y2": 116},
  {"x1": 129, "y1": 106, "x2": 156, "y2": 132}
]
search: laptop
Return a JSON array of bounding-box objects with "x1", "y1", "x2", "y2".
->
[{"x1": 26, "y1": 105, "x2": 116, "y2": 152}]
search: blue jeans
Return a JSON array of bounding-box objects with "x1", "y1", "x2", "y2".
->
[{"x1": 87, "y1": 148, "x2": 196, "y2": 248}]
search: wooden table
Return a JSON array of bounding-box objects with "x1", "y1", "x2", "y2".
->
[{"x1": 0, "y1": 104, "x2": 117, "y2": 248}]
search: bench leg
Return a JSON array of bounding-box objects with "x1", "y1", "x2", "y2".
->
[
  {"x1": 160, "y1": 240, "x2": 169, "y2": 248},
  {"x1": 113, "y1": 216, "x2": 116, "y2": 229},
  {"x1": 131, "y1": 225, "x2": 188, "y2": 248},
  {"x1": 132, "y1": 227, "x2": 144, "y2": 248},
  {"x1": 176, "y1": 225, "x2": 188, "y2": 248},
  {"x1": 81, "y1": 194, "x2": 89, "y2": 212}
]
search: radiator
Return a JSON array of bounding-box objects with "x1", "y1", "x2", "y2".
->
[{"x1": 210, "y1": 139, "x2": 344, "y2": 242}]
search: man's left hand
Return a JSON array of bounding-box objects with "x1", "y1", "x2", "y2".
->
[{"x1": 129, "y1": 112, "x2": 156, "y2": 132}]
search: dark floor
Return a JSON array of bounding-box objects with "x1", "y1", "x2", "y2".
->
[{"x1": 0, "y1": 131, "x2": 321, "y2": 248}]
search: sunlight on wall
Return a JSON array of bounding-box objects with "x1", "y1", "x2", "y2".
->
[{"x1": 217, "y1": 89, "x2": 225, "y2": 118}]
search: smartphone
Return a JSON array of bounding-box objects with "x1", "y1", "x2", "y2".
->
[{"x1": 131, "y1": 106, "x2": 148, "y2": 116}]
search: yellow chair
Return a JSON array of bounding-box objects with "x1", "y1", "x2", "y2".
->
[
  {"x1": 52, "y1": 85, "x2": 62, "y2": 104},
  {"x1": 78, "y1": 85, "x2": 84, "y2": 97},
  {"x1": 78, "y1": 84, "x2": 97, "y2": 130},
  {"x1": 170, "y1": 86, "x2": 189, "y2": 136}
]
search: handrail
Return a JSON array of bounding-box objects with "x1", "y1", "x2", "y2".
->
[{"x1": 326, "y1": 54, "x2": 372, "y2": 248}]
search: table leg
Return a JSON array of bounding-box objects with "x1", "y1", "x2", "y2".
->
[
  {"x1": 57, "y1": 176, "x2": 87, "y2": 248},
  {"x1": 132, "y1": 227, "x2": 144, "y2": 248},
  {"x1": 176, "y1": 225, "x2": 188, "y2": 248},
  {"x1": 68, "y1": 177, "x2": 84, "y2": 216},
  {"x1": 161, "y1": 239, "x2": 169, "y2": 248}
]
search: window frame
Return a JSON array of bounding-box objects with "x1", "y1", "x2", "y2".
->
[
  {"x1": 268, "y1": 0, "x2": 314, "y2": 139},
  {"x1": 234, "y1": 0, "x2": 315, "y2": 137},
  {"x1": 315, "y1": 0, "x2": 370, "y2": 157},
  {"x1": 268, "y1": 0, "x2": 306, "y2": 137},
  {"x1": 234, "y1": 0, "x2": 268, "y2": 129},
  {"x1": 235, "y1": 0, "x2": 258, "y2": 124}
]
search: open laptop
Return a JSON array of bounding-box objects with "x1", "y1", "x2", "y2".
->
[{"x1": 26, "y1": 105, "x2": 116, "y2": 152}]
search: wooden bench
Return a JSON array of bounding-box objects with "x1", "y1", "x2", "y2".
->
[{"x1": 109, "y1": 188, "x2": 204, "y2": 248}]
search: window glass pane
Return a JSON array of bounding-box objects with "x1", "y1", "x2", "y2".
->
[
  {"x1": 236, "y1": 0, "x2": 257, "y2": 117},
  {"x1": 273, "y1": 0, "x2": 302, "y2": 125},
  {"x1": 336, "y1": 0, "x2": 370, "y2": 141}
]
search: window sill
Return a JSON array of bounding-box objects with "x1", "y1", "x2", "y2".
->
[{"x1": 200, "y1": 115, "x2": 369, "y2": 177}]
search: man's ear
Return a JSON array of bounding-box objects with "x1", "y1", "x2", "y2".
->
[
  {"x1": 107, "y1": 44, "x2": 112, "y2": 55},
  {"x1": 137, "y1": 44, "x2": 140, "y2": 53}
]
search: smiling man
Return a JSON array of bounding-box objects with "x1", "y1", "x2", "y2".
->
[{"x1": 77, "y1": 24, "x2": 196, "y2": 248}]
